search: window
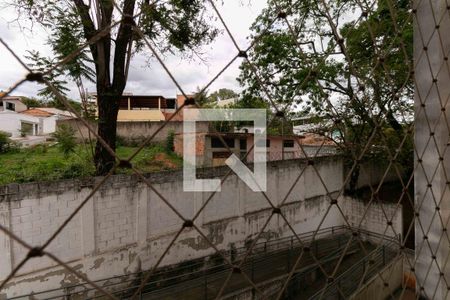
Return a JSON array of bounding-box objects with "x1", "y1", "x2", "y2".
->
[
  {"x1": 283, "y1": 139, "x2": 295, "y2": 148},
  {"x1": 6, "y1": 102, "x2": 15, "y2": 111},
  {"x1": 211, "y1": 137, "x2": 235, "y2": 148},
  {"x1": 240, "y1": 139, "x2": 247, "y2": 150}
]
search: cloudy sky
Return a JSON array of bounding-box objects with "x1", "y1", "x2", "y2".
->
[{"x1": 0, "y1": 1, "x2": 268, "y2": 100}]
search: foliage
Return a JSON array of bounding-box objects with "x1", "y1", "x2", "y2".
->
[
  {"x1": 14, "y1": 95, "x2": 82, "y2": 113},
  {"x1": 0, "y1": 145, "x2": 182, "y2": 185},
  {"x1": 239, "y1": 0, "x2": 413, "y2": 191},
  {"x1": 165, "y1": 130, "x2": 175, "y2": 153},
  {"x1": 52, "y1": 124, "x2": 77, "y2": 157},
  {"x1": 208, "y1": 88, "x2": 238, "y2": 104},
  {"x1": 19, "y1": 126, "x2": 28, "y2": 137},
  {"x1": 194, "y1": 88, "x2": 239, "y2": 108},
  {"x1": 13, "y1": 0, "x2": 219, "y2": 175},
  {"x1": 20, "y1": 97, "x2": 43, "y2": 108},
  {"x1": 25, "y1": 50, "x2": 70, "y2": 100},
  {"x1": 47, "y1": 98, "x2": 83, "y2": 113},
  {"x1": 0, "y1": 131, "x2": 13, "y2": 153},
  {"x1": 193, "y1": 86, "x2": 211, "y2": 107}
]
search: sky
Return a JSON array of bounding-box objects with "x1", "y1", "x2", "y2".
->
[{"x1": 0, "y1": 1, "x2": 268, "y2": 100}]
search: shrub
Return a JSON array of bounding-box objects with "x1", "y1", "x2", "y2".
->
[
  {"x1": 165, "y1": 130, "x2": 175, "y2": 153},
  {"x1": 116, "y1": 135, "x2": 126, "y2": 147},
  {"x1": 0, "y1": 131, "x2": 18, "y2": 153},
  {"x1": 52, "y1": 124, "x2": 77, "y2": 157}
]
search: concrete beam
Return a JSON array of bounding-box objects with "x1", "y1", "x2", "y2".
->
[{"x1": 414, "y1": 1, "x2": 450, "y2": 298}]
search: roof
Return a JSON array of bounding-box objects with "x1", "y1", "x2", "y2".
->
[
  {"x1": 21, "y1": 108, "x2": 76, "y2": 118},
  {"x1": 21, "y1": 109, "x2": 53, "y2": 117},
  {"x1": 0, "y1": 96, "x2": 24, "y2": 102},
  {"x1": 37, "y1": 107, "x2": 76, "y2": 117}
]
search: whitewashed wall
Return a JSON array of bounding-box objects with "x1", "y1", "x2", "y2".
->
[{"x1": 0, "y1": 157, "x2": 401, "y2": 297}]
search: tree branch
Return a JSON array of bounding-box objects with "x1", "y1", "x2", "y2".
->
[{"x1": 112, "y1": 0, "x2": 136, "y2": 92}]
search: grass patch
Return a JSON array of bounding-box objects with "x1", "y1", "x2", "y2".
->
[{"x1": 0, "y1": 143, "x2": 182, "y2": 185}]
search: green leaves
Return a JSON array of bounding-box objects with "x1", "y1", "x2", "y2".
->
[
  {"x1": 238, "y1": 0, "x2": 413, "y2": 178},
  {"x1": 51, "y1": 124, "x2": 77, "y2": 157},
  {"x1": 25, "y1": 50, "x2": 70, "y2": 100}
]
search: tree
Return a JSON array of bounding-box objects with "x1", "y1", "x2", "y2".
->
[
  {"x1": 25, "y1": 50, "x2": 70, "y2": 101},
  {"x1": 20, "y1": 97, "x2": 43, "y2": 108},
  {"x1": 208, "y1": 88, "x2": 238, "y2": 104},
  {"x1": 52, "y1": 124, "x2": 77, "y2": 157},
  {"x1": 13, "y1": 0, "x2": 218, "y2": 174},
  {"x1": 0, "y1": 131, "x2": 12, "y2": 153},
  {"x1": 239, "y1": 0, "x2": 412, "y2": 192},
  {"x1": 193, "y1": 86, "x2": 210, "y2": 107}
]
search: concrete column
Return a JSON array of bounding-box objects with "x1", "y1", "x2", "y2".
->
[
  {"x1": 414, "y1": 1, "x2": 450, "y2": 298},
  {"x1": 136, "y1": 186, "x2": 148, "y2": 244},
  {"x1": 0, "y1": 203, "x2": 12, "y2": 281},
  {"x1": 80, "y1": 189, "x2": 96, "y2": 256}
]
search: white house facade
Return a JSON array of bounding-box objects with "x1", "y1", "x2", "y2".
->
[{"x1": 0, "y1": 110, "x2": 41, "y2": 137}]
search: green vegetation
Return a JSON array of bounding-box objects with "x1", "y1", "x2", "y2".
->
[
  {"x1": 14, "y1": 0, "x2": 219, "y2": 175},
  {"x1": 0, "y1": 131, "x2": 18, "y2": 153},
  {"x1": 239, "y1": 0, "x2": 412, "y2": 193},
  {"x1": 0, "y1": 144, "x2": 182, "y2": 186},
  {"x1": 165, "y1": 130, "x2": 175, "y2": 153},
  {"x1": 0, "y1": 131, "x2": 11, "y2": 153},
  {"x1": 52, "y1": 124, "x2": 77, "y2": 157}
]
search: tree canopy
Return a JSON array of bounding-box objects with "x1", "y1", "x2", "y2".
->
[
  {"x1": 238, "y1": 0, "x2": 413, "y2": 192},
  {"x1": 13, "y1": 0, "x2": 219, "y2": 174}
]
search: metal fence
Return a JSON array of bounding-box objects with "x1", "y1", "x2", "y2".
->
[{"x1": 0, "y1": 0, "x2": 448, "y2": 299}]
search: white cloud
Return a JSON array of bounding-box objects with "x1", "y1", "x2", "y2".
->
[{"x1": 0, "y1": 1, "x2": 267, "y2": 100}]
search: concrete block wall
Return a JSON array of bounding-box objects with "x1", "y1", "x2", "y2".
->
[
  {"x1": 342, "y1": 196, "x2": 402, "y2": 239},
  {"x1": 57, "y1": 119, "x2": 209, "y2": 144},
  {"x1": 0, "y1": 157, "x2": 401, "y2": 297}
]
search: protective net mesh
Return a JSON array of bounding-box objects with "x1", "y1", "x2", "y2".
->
[{"x1": 0, "y1": 0, "x2": 449, "y2": 299}]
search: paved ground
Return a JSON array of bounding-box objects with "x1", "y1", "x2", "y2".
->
[
  {"x1": 136, "y1": 236, "x2": 379, "y2": 300},
  {"x1": 392, "y1": 288, "x2": 416, "y2": 300}
]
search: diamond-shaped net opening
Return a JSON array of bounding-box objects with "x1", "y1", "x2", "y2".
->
[{"x1": 0, "y1": 0, "x2": 448, "y2": 299}]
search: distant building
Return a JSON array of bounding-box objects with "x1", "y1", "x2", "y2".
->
[
  {"x1": 21, "y1": 108, "x2": 76, "y2": 134},
  {"x1": 89, "y1": 93, "x2": 190, "y2": 121},
  {"x1": 0, "y1": 96, "x2": 27, "y2": 113},
  {"x1": 174, "y1": 132, "x2": 307, "y2": 167},
  {"x1": 293, "y1": 116, "x2": 342, "y2": 142},
  {"x1": 216, "y1": 97, "x2": 238, "y2": 108},
  {"x1": 0, "y1": 99, "x2": 76, "y2": 140},
  {"x1": 162, "y1": 94, "x2": 196, "y2": 121}
]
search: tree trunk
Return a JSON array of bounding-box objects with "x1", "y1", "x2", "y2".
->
[{"x1": 94, "y1": 93, "x2": 120, "y2": 175}]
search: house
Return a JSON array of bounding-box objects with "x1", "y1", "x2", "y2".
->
[
  {"x1": 89, "y1": 93, "x2": 183, "y2": 121},
  {"x1": 0, "y1": 110, "x2": 41, "y2": 137},
  {"x1": 293, "y1": 115, "x2": 342, "y2": 142},
  {"x1": 21, "y1": 108, "x2": 76, "y2": 134},
  {"x1": 0, "y1": 103, "x2": 76, "y2": 140},
  {"x1": 0, "y1": 96, "x2": 27, "y2": 113},
  {"x1": 162, "y1": 94, "x2": 196, "y2": 121},
  {"x1": 174, "y1": 132, "x2": 307, "y2": 167}
]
